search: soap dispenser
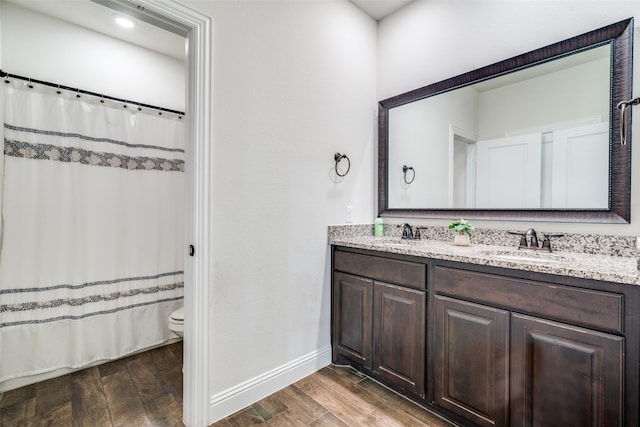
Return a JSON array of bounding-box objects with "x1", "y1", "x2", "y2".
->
[{"x1": 374, "y1": 216, "x2": 384, "y2": 237}]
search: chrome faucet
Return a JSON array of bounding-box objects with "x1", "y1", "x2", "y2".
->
[
  {"x1": 401, "y1": 223, "x2": 414, "y2": 239},
  {"x1": 397, "y1": 223, "x2": 424, "y2": 240},
  {"x1": 525, "y1": 228, "x2": 539, "y2": 248},
  {"x1": 509, "y1": 229, "x2": 564, "y2": 252}
]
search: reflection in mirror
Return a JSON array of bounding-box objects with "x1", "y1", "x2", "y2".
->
[
  {"x1": 388, "y1": 45, "x2": 610, "y2": 210},
  {"x1": 379, "y1": 19, "x2": 633, "y2": 223}
]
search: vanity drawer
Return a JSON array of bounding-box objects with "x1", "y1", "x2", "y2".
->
[
  {"x1": 434, "y1": 266, "x2": 623, "y2": 334},
  {"x1": 334, "y1": 249, "x2": 426, "y2": 290}
]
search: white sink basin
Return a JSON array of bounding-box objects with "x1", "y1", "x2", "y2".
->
[
  {"x1": 378, "y1": 239, "x2": 417, "y2": 248},
  {"x1": 496, "y1": 253, "x2": 563, "y2": 264},
  {"x1": 480, "y1": 249, "x2": 572, "y2": 264}
]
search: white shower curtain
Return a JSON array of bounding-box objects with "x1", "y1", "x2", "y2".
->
[{"x1": 0, "y1": 79, "x2": 185, "y2": 390}]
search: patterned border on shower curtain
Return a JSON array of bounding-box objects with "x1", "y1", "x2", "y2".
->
[
  {"x1": 4, "y1": 122, "x2": 185, "y2": 172},
  {"x1": 4, "y1": 139, "x2": 185, "y2": 172},
  {"x1": 0, "y1": 272, "x2": 184, "y2": 328}
]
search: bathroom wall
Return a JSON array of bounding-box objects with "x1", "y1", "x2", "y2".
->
[
  {"x1": 178, "y1": 1, "x2": 376, "y2": 419},
  {"x1": 378, "y1": 0, "x2": 640, "y2": 235},
  {"x1": 1, "y1": 0, "x2": 377, "y2": 422},
  {"x1": 0, "y1": 2, "x2": 185, "y2": 110}
]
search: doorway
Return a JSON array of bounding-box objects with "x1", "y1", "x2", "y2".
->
[{"x1": 91, "y1": 1, "x2": 213, "y2": 426}]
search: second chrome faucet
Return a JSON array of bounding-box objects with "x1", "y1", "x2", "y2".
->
[{"x1": 509, "y1": 228, "x2": 563, "y2": 252}]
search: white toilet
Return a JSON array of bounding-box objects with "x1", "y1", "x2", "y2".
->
[{"x1": 168, "y1": 306, "x2": 184, "y2": 338}]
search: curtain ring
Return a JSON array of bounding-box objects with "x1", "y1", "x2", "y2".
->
[
  {"x1": 402, "y1": 165, "x2": 415, "y2": 184},
  {"x1": 334, "y1": 152, "x2": 350, "y2": 177}
]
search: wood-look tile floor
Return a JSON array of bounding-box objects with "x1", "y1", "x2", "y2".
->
[
  {"x1": 1, "y1": 343, "x2": 456, "y2": 427},
  {"x1": 0, "y1": 341, "x2": 184, "y2": 427},
  {"x1": 211, "y1": 365, "x2": 456, "y2": 427}
]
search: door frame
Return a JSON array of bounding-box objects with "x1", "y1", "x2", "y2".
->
[
  {"x1": 93, "y1": 1, "x2": 214, "y2": 426},
  {"x1": 448, "y1": 125, "x2": 476, "y2": 209}
]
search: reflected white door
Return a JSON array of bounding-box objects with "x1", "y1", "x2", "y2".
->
[
  {"x1": 475, "y1": 133, "x2": 542, "y2": 208},
  {"x1": 551, "y1": 122, "x2": 609, "y2": 208}
]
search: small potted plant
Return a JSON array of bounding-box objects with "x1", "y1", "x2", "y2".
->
[{"x1": 449, "y1": 218, "x2": 475, "y2": 246}]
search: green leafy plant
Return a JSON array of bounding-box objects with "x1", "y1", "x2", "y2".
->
[{"x1": 448, "y1": 218, "x2": 475, "y2": 238}]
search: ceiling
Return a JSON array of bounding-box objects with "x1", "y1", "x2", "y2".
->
[
  {"x1": 4, "y1": 0, "x2": 413, "y2": 60},
  {"x1": 4, "y1": 0, "x2": 186, "y2": 59},
  {"x1": 350, "y1": 0, "x2": 413, "y2": 21}
]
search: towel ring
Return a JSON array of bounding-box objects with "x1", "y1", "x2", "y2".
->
[
  {"x1": 402, "y1": 165, "x2": 415, "y2": 184},
  {"x1": 334, "y1": 152, "x2": 350, "y2": 177}
]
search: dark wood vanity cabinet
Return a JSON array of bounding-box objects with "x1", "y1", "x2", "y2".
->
[
  {"x1": 373, "y1": 281, "x2": 425, "y2": 395},
  {"x1": 331, "y1": 246, "x2": 640, "y2": 427},
  {"x1": 332, "y1": 271, "x2": 373, "y2": 370},
  {"x1": 510, "y1": 314, "x2": 623, "y2": 427},
  {"x1": 332, "y1": 248, "x2": 426, "y2": 397},
  {"x1": 434, "y1": 263, "x2": 631, "y2": 427},
  {"x1": 434, "y1": 295, "x2": 509, "y2": 427}
]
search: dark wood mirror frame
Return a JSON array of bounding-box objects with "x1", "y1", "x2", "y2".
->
[{"x1": 378, "y1": 18, "x2": 634, "y2": 223}]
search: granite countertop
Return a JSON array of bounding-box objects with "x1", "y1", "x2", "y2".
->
[{"x1": 329, "y1": 235, "x2": 640, "y2": 286}]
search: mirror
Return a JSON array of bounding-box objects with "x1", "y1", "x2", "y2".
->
[{"x1": 378, "y1": 18, "x2": 633, "y2": 223}]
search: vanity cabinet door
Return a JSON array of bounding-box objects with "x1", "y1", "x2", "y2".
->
[
  {"x1": 373, "y1": 282, "x2": 425, "y2": 397},
  {"x1": 332, "y1": 272, "x2": 373, "y2": 370},
  {"x1": 511, "y1": 314, "x2": 623, "y2": 427},
  {"x1": 434, "y1": 295, "x2": 510, "y2": 427}
]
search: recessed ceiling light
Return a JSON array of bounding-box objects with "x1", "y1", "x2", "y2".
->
[{"x1": 115, "y1": 16, "x2": 135, "y2": 29}]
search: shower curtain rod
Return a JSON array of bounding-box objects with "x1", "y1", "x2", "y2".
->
[{"x1": 0, "y1": 70, "x2": 185, "y2": 116}]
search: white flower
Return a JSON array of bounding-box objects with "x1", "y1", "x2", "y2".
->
[
  {"x1": 107, "y1": 156, "x2": 122, "y2": 167},
  {"x1": 88, "y1": 154, "x2": 102, "y2": 165},
  {"x1": 70, "y1": 151, "x2": 82, "y2": 162},
  {"x1": 142, "y1": 160, "x2": 156, "y2": 170},
  {"x1": 19, "y1": 147, "x2": 37, "y2": 158},
  {"x1": 44, "y1": 148, "x2": 61, "y2": 160}
]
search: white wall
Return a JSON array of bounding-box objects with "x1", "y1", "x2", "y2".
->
[
  {"x1": 179, "y1": 2, "x2": 376, "y2": 416},
  {"x1": 378, "y1": 0, "x2": 640, "y2": 235},
  {"x1": 1, "y1": 0, "x2": 377, "y2": 422},
  {"x1": 0, "y1": 2, "x2": 185, "y2": 111},
  {"x1": 2, "y1": 1, "x2": 377, "y2": 422}
]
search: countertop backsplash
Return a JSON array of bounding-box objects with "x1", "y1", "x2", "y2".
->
[{"x1": 328, "y1": 223, "x2": 639, "y2": 258}]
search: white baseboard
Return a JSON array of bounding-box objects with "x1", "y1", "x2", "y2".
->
[{"x1": 208, "y1": 345, "x2": 332, "y2": 424}]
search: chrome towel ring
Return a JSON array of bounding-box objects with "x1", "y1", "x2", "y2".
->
[
  {"x1": 334, "y1": 152, "x2": 350, "y2": 177},
  {"x1": 402, "y1": 165, "x2": 415, "y2": 184}
]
